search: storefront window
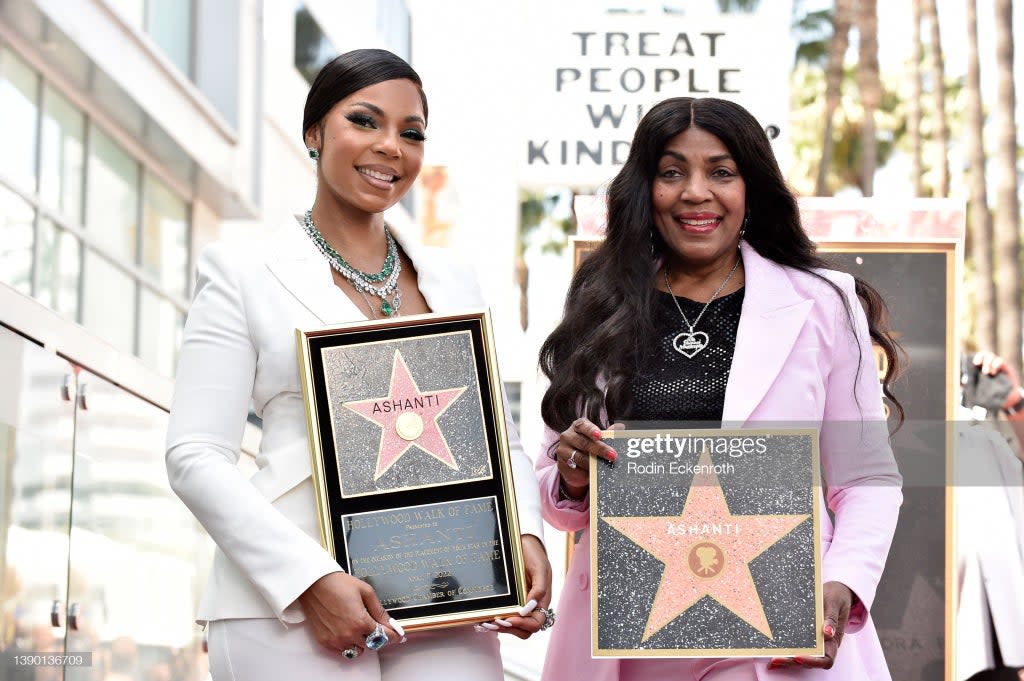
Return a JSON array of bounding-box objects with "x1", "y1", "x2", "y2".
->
[
  {"x1": 86, "y1": 127, "x2": 139, "y2": 262},
  {"x1": 82, "y1": 252, "x2": 136, "y2": 355},
  {"x1": 0, "y1": 49, "x2": 40, "y2": 192},
  {"x1": 142, "y1": 174, "x2": 189, "y2": 295},
  {"x1": 37, "y1": 218, "x2": 82, "y2": 320},
  {"x1": 40, "y1": 85, "x2": 86, "y2": 224},
  {"x1": 147, "y1": 0, "x2": 193, "y2": 77},
  {"x1": 138, "y1": 288, "x2": 183, "y2": 377},
  {"x1": 294, "y1": 3, "x2": 337, "y2": 85},
  {"x1": 0, "y1": 186, "x2": 35, "y2": 296},
  {"x1": 1, "y1": 47, "x2": 190, "y2": 377}
]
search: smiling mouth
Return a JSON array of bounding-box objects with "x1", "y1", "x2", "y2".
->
[
  {"x1": 358, "y1": 167, "x2": 400, "y2": 183},
  {"x1": 674, "y1": 215, "x2": 722, "y2": 232}
]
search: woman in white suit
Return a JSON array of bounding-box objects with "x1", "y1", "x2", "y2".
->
[{"x1": 165, "y1": 49, "x2": 552, "y2": 681}]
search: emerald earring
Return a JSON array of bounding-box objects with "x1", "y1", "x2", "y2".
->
[{"x1": 308, "y1": 148, "x2": 319, "y2": 160}]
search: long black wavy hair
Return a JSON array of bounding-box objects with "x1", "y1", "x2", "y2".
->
[{"x1": 539, "y1": 97, "x2": 904, "y2": 432}]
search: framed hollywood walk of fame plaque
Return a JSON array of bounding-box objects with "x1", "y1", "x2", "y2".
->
[
  {"x1": 296, "y1": 311, "x2": 527, "y2": 631},
  {"x1": 592, "y1": 428, "x2": 823, "y2": 657}
]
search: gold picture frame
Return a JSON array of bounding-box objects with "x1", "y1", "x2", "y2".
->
[{"x1": 296, "y1": 310, "x2": 528, "y2": 631}]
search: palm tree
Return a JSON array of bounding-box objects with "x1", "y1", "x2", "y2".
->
[
  {"x1": 792, "y1": 6, "x2": 833, "y2": 67},
  {"x1": 855, "y1": 0, "x2": 881, "y2": 196},
  {"x1": 788, "y1": 63, "x2": 900, "y2": 196},
  {"x1": 908, "y1": 0, "x2": 924, "y2": 196},
  {"x1": 816, "y1": 0, "x2": 854, "y2": 196},
  {"x1": 965, "y1": 0, "x2": 996, "y2": 351},
  {"x1": 922, "y1": 0, "x2": 950, "y2": 197},
  {"x1": 993, "y1": 0, "x2": 1021, "y2": 372}
]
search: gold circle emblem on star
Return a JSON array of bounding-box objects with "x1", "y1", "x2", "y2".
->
[
  {"x1": 395, "y1": 412, "x2": 424, "y2": 441},
  {"x1": 688, "y1": 541, "x2": 725, "y2": 579}
]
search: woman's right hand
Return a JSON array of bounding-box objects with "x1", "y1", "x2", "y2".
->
[
  {"x1": 555, "y1": 417, "x2": 621, "y2": 498},
  {"x1": 297, "y1": 571, "x2": 399, "y2": 655}
]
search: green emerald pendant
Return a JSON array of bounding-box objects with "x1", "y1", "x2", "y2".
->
[{"x1": 380, "y1": 299, "x2": 394, "y2": 316}]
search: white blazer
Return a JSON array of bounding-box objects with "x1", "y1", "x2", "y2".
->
[
  {"x1": 955, "y1": 425, "x2": 1024, "y2": 679},
  {"x1": 166, "y1": 217, "x2": 544, "y2": 624}
]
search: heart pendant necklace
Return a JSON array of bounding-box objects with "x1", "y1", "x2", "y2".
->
[{"x1": 664, "y1": 259, "x2": 740, "y2": 358}]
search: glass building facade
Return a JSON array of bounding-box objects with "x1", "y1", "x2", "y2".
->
[{"x1": 0, "y1": 47, "x2": 190, "y2": 377}]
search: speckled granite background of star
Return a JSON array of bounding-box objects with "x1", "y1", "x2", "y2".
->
[
  {"x1": 322, "y1": 331, "x2": 493, "y2": 497},
  {"x1": 593, "y1": 429, "x2": 822, "y2": 656}
]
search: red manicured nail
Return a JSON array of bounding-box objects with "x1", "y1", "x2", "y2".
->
[
  {"x1": 607, "y1": 450, "x2": 616, "y2": 463},
  {"x1": 823, "y1": 624, "x2": 835, "y2": 637},
  {"x1": 592, "y1": 430, "x2": 603, "y2": 439}
]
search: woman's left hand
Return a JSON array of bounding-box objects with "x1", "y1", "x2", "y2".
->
[
  {"x1": 767, "y1": 581, "x2": 853, "y2": 671},
  {"x1": 476, "y1": 534, "x2": 552, "y2": 640}
]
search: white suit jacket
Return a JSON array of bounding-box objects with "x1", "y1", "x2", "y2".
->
[
  {"x1": 166, "y1": 217, "x2": 544, "y2": 624},
  {"x1": 955, "y1": 425, "x2": 1024, "y2": 679}
]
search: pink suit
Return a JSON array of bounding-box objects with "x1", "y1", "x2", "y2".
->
[{"x1": 537, "y1": 242, "x2": 902, "y2": 681}]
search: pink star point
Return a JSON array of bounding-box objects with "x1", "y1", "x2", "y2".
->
[
  {"x1": 603, "y1": 449, "x2": 809, "y2": 642},
  {"x1": 343, "y1": 351, "x2": 467, "y2": 480}
]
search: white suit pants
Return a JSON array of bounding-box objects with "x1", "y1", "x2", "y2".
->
[{"x1": 208, "y1": 618, "x2": 503, "y2": 681}]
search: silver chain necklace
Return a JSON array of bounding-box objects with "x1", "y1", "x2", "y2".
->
[
  {"x1": 663, "y1": 259, "x2": 740, "y2": 358},
  {"x1": 302, "y1": 210, "x2": 402, "y2": 317}
]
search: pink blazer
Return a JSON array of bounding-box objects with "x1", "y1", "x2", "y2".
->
[{"x1": 536, "y1": 242, "x2": 902, "y2": 681}]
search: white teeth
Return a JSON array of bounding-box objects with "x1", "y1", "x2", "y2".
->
[
  {"x1": 360, "y1": 168, "x2": 397, "y2": 182},
  {"x1": 679, "y1": 218, "x2": 718, "y2": 226}
]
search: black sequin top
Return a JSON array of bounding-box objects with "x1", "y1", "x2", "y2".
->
[{"x1": 628, "y1": 287, "x2": 745, "y2": 425}]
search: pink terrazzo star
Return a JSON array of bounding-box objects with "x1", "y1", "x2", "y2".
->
[
  {"x1": 343, "y1": 351, "x2": 467, "y2": 480},
  {"x1": 603, "y1": 449, "x2": 809, "y2": 642}
]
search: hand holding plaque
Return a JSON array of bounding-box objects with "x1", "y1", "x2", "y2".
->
[
  {"x1": 297, "y1": 570, "x2": 401, "y2": 654},
  {"x1": 297, "y1": 311, "x2": 529, "y2": 631}
]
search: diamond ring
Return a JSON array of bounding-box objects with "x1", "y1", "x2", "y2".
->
[
  {"x1": 538, "y1": 607, "x2": 556, "y2": 631},
  {"x1": 365, "y1": 622, "x2": 390, "y2": 650},
  {"x1": 342, "y1": 647, "x2": 359, "y2": 660}
]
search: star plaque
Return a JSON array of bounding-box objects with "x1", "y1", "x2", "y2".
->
[
  {"x1": 321, "y1": 334, "x2": 492, "y2": 497},
  {"x1": 592, "y1": 428, "x2": 823, "y2": 657},
  {"x1": 342, "y1": 351, "x2": 467, "y2": 482},
  {"x1": 297, "y1": 311, "x2": 528, "y2": 631}
]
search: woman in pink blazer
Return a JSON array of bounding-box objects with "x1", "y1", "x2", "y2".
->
[{"x1": 535, "y1": 97, "x2": 903, "y2": 680}]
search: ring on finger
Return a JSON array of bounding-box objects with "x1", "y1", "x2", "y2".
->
[
  {"x1": 365, "y1": 622, "x2": 389, "y2": 651},
  {"x1": 566, "y1": 450, "x2": 579, "y2": 469},
  {"x1": 537, "y1": 607, "x2": 556, "y2": 631},
  {"x1": 342, "y1": 647, "x2": 360, "y2": 660}
]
